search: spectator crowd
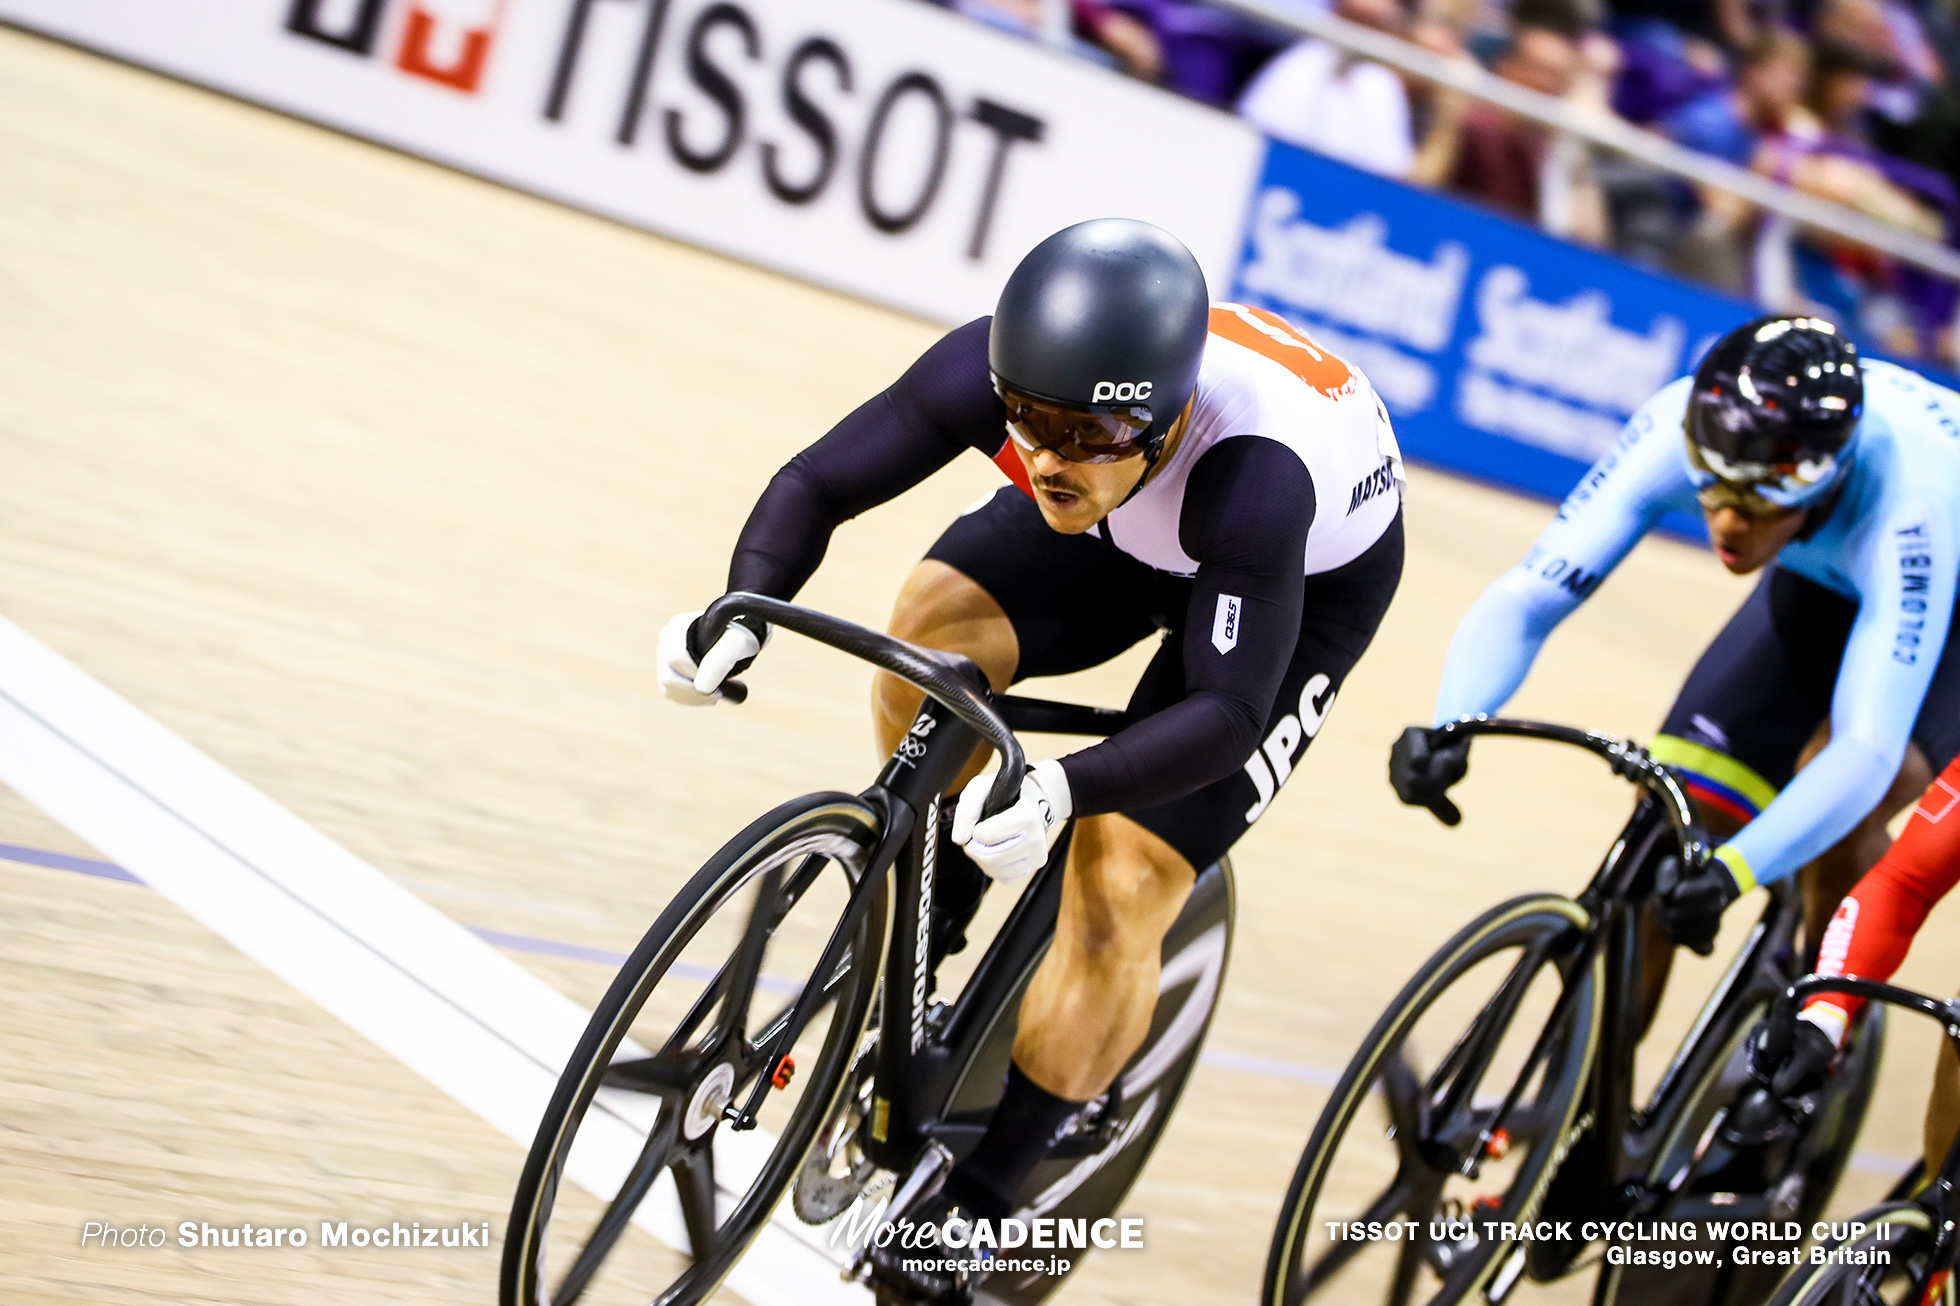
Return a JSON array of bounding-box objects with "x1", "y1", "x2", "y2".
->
[{"x1": 932, "y1": 0, "x2": 1960, "y2": 367}]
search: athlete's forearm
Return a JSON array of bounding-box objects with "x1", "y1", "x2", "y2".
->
[
  {"x1": 725, "y1": 398, "x2": 967, "y2": 597},
  {"x1": 726, "y1": 455, "x2": 847, "y2": 597},
  {"x1": 1060, "y1": 573, "x2": 1300, "y2": 815},
  {"x1": 723, "y1": 319, "x2": 1000, "y2": 598},
  {"x1": 1060, "y1": 689, "x2": 1264, "y2": 816},
  {"x1": 1724, "y1": 733, "x2": 1897, "y2": 887},
  {"x1": 1433, "y1": 390, "x2": 1683, "y2": 722},
  {"x1": 1432, "y1": 574, "x2": 1562, "y2": 723},
  {"x1": 1743, "y1": 505, "x2": 1958, "y2": 886},
  {"x1": 1826, "y1": 874, "x2": 1928, "y2": 980}
]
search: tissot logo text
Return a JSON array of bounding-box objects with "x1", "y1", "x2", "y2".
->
[
  {"x1": 544, "y1": 0, "x2": 1047, "y2": 259},
  {"x1": 286, "y1": 0, "x2": 507, "y2": 94}
]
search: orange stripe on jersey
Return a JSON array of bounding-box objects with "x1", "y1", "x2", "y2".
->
[
  {"x1": 1208, "y1": 303, "x2": 1354, "y2": 400},
  {"x1": 993, "y1": 439, "x2": 1034, "y2": 497}
]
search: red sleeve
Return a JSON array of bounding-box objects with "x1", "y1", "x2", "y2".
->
[{"x1": 1805, "y1": 754, "x2": 1960, "y2": 1031}]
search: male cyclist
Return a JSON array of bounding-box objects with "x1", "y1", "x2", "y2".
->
[
  {"x1": 1750, "y1": 750, "x2": 1960, "y2": 1179},
  {"x1": 658, "y1": 218, "x2": 1405, "y2": 1303},
  {"x1": 1394, "y1": 315, "x2": 1960, "y2": 966}
]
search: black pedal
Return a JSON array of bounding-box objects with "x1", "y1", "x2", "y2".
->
[{"x1": 1050, "y1": 1081, "x2": 1123, "y2": 1157}]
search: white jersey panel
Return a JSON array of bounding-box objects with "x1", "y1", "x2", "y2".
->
[{"x1": 1099, "y1": 311, "x2": 1401, "y2": 577}]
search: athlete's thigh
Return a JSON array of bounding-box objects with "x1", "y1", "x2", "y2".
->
[
  {"x1": 1122, "y1": 513, "x2": 1406, "y2": 871},
  {"x1": 1654, "y1": 564, "x2": 1856, "y2": 820},
  {"x1": 922, "y1": 486, "x2": 1169, "y2": 679},
  {"x1": 1059, "y1": 812, "x2": 1198, "y2": 940},
  {"x1": 887, "y1": 560, "x2": 1019, "y2": 691}
]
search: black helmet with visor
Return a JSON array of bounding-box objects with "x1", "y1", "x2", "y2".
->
[
  {"x1": 1685, "y1": 315, "x2": 1863, "y2": 516},
  {"x1": 989, "y1": 218, "x2": 1210, "y2": 468}
]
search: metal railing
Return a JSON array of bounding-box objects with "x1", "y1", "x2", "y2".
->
[{"x1": 1210, "y1": 0, "x2": 1960, "y2": 283}]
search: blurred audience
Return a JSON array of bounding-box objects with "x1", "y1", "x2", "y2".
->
[
  {"x1": 932, "y1": 0, "x2": 1960, "y2": 366},
  {"x1": 1418, "y1": 1, "x2": 1613, "y2": 243},
  {"x1": 1437, "y1": 27, "x2": 1584, "y2": 215},
  {"x1": 1235, "y1": 0, "x2": 1421, "y2": 174},
  {"x1": 1777, "y1": 33, "x2": 1957, "y2": 356},
  {"x1": 1662, "y1": 27, "x2": 1809, "y2": 162},
  {"x1": 1075, "y1": 1, "x2": 1170, "y2": 78},
  {"x1": 1099, "y1": 0, "x2": 1292, "y2": 102},
  {"x1": 942, "y1": 0, "x2": 1280, "y2": 91}
]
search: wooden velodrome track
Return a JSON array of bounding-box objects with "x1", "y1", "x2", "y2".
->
[{"x1": 5, "y1": 22, "x2": 1960, "y2": 1306}]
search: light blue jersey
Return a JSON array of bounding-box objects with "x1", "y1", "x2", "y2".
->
[{"x1": 1434, "y1": 361, "x2": 1960, "y2": 887}]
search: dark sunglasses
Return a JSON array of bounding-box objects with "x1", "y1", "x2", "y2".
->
[
  {"x1": 1692, "y1": 479, "x2": 1799, "y2": 520},
  {"x1": 1684, "y1": 437, "x2": 1833, "y2": 519},
  {"x1": 996, "y1": 383, "x2": 1153, "y2": 464}
]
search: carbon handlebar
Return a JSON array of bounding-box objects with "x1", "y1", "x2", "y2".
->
[
  {"x1": 1428, "y1": 715, "x2": 1711, "y2": 868},
  {"x1": 1767, "y1": 973, "x2": 1960, "y2": 1048},
  {"x1": 699, "y1": 592, "x2": 1027, "y2": 819}
]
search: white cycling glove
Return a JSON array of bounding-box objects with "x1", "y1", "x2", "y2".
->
[
  {"x1": 950, "y1": 759, "x2": 1073, "y2": 882},
  {"x1": 658, "y1": 610, "x2": 767, "y2": 706}
]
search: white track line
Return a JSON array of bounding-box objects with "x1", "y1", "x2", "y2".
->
[{"x1": 0, "y1": 613, "x2": 865, "y2": 1305}]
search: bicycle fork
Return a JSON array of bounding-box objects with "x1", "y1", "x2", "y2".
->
[{"x1": 865, "y1": 697, "x2": 983, "y2": 1169}]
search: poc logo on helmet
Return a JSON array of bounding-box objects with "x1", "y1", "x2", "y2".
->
[{"x1": 1092, "y1": 381, "x2": 1153, "y2": 403}]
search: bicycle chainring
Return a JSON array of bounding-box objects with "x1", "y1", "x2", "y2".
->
[{"x1": 793, "y1": 1034, "x2": 887, "y2": 1223}]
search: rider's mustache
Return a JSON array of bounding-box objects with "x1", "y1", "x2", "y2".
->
[{"x1": 1033, "y1": 471, "x2": 1087, "y2": 497}]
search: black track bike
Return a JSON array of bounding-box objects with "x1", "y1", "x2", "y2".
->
[
  {"x1": 1264, "y1": 717, "x2": 1884, "y2": 1306},
  {"x1": 500, "y1": 593, "x2": 1235, "y2": 1306},
  {"x1": 1764, "y1": 973, "x2": 1960, "y2": 1306}
]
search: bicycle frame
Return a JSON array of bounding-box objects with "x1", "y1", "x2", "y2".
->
[
  {"x1": 1586, "y1": 811, "x2": 1803, "y2": 1213},
  {"x1": 1424, "y1": 718, "x2": 1810, "y2": 1234},
  {"x1": 863, "y1": 688, "x2": 1019, "y2": 1169},
  {"x1": 695, "y1": 592, "x2": 1154, "y2": 1174},
  {"x1": 504, "y1": 591, "x2": 1228, "y2": 1306},
  {"x1": 692, "y1": 594, "x2": 1016, "y2": 1136}
]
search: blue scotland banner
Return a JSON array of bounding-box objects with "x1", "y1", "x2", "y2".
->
[{"x1": 1231, "y1": 141, "x2": 1753, "y2": 539}]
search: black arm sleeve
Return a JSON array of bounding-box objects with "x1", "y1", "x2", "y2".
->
[
  {"x1": 1059, "y1": 437, "x2": 1316, "y2": 816},
  {"x1": 726, "y1": 317, "x2": 1004, "y2": 597}
]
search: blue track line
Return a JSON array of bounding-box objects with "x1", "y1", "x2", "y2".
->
[{"x1": 0, "y1": 837, "x2": 1917, "y2": 1177}]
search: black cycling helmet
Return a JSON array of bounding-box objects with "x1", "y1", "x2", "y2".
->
[
  {"x1": 1685, "y1": 315, "x2": 1863, "y2": 513},
  {"x1": 989, "y1": 218, "x2": 1209, "y2": 467}
]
